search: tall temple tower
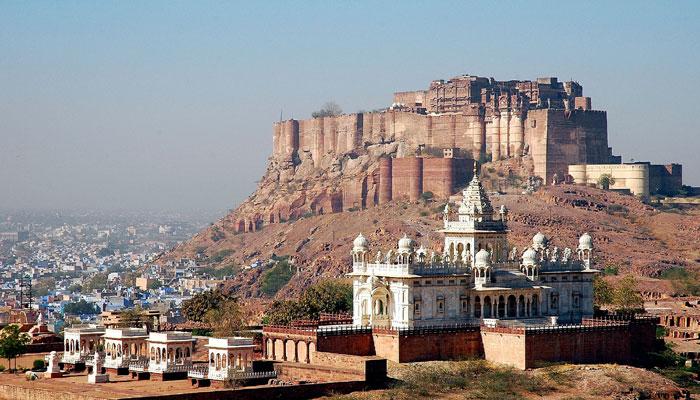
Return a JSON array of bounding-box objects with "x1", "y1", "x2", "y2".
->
[{"x1": 440, "y1": 164, "x2": 509, "y2": 265}]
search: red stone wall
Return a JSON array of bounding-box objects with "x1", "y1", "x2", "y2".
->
[
  {"x1": 316, "y1": 333, "x2": 374, "y2": 356},
  {"x1": 391, "y1": 157, "x2": 423, "y2": 201},
  {"x1": 378, "y1": 157, "x2": 392, "y2": 204},
  {"x1": 524, "y1": 327, "x2": 632, "y2": 368},
  {"x1": 526, "y1": 109, "x2": 608, "y2": 183},
  {"x1": 277, "y1": 361, "x2": 363, "y2": 382},
  {"x1": 372, "y1": 330, "x2": 483, "y2": 363},
  {"x1": 649, "y1": 164, "x2": 683, "y2": 195},
  {"x1": 423, "y1": 158, "x2": 455, "y2": 198},
  {"x1": 481, "y1": 324, "x2": 639, "y2": 370}
]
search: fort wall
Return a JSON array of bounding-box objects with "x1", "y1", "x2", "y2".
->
[
  {"x1": 568, "y1": 163, "x2": 649, "y2": 198},
  {"x1": 526, "y1": 109, "x2": 609, "y2": 183},
  {"x1": 371, "y1": 328, "x2": 483, "y2": 363},
  {"x1": 391, "y1": 157, "x2": 423, "y2": 201},
  {"x1": 273, "y1": 107, "x2": 607, "y2": 189}
]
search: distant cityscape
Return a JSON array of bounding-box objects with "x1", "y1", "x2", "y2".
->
[{"x1": 0, "y1": 209, "x2": 231, "y2": 330}]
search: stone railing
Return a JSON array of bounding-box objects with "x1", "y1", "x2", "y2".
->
[
  {"x1": 317, "y1": 325, "x2": 372, "y2": 337},
  {"x1": 264, "y1": 326, "x2": 317, "y2": 335},
  {"x1": 60, "y1": 352, "x2": 87, "y2": 364},
  {"x1": 372, "y1": 322, "x2": 480, "y2": 336},
  {"x1": 128, "y1": 359, "x2": 149, "y2": 372},
  {"x1": 187, "y1": 364, "x2": 208, "y2": 379},
  {"x1": 480, "y1": 320, "x2": 631, "y2": 335},
  {"x1": 187, "y1": 366, "x2": 278, "y2": 382},
  {"x1": 149, "y1": 362, "x2": 192, "y2": 373}
]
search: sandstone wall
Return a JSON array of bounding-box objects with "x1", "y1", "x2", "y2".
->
[
  {"x1": 391, "y1": 157, "x2": 423, "y2": 201},
  {"x1": 649, "y1": 164, "x2": 683, "y2": 195},
  {"x1": 481, "y1": 324, "x2": 637, "y2": 370},
  {"x1": 316, "y1": 333, "x2": 374, "y2": 356},
  {"x1": 371, "y1": 330, "x2": 483, "y2": 363},
  {"x1": 526, "y1": 109, "x2": 608, "y2": 183},
  {"x1": 480, "y1": 329, "x2": 527, "y2": 369},
  {"x1": 568, "y1": 163, "x2": 649, "y2": 198}
]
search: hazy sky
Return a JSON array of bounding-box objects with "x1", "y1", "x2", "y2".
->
[{"x1": 1, "y1": 1, "x2": 699, "y2": 213}]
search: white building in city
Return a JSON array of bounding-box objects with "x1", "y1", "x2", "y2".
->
[
  {"x1": 147, "y1": 331, "x2": 195, "y2": 374},
  {"x1": 103, "y1": 327, "x2": 149, "y2": 370},
  {"x1": 62, "y1": 325, "x2": 106, "y2": 365},
  {"x1": 349, "y1": 169, "x2": 598, "y2": 328},
  {"x1": 204, "y1": 337, "x2": 255, "y2": 380}
]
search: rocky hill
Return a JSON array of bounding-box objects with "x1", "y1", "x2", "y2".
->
[{"x1": 162, "y1": 179, "x2": 700, "y2": 301}]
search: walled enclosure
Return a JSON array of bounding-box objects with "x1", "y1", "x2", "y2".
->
[{"x1": 263, "y1": 317, "x2": 658, "y2": 369}]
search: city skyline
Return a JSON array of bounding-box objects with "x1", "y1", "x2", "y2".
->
[{"x1": 1, "y1": 1, "x2": 699, "y2": 212}]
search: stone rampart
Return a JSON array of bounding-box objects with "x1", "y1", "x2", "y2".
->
[{"x1": 480, "y1": 319, "x2": 654, "y2": 369}]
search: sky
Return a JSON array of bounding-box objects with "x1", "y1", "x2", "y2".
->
[{"x1": 1, "y1": 1, "x2": 699, "y2": 213}]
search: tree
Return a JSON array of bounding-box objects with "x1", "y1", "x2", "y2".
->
[
  {"x1": 263, "y1": 280, "x2": 352, "y2": 325},
  {"x1": 311, "y1": 101, "x2": 342, "y2": 118},
  {"x1": 203, "y1": 300, "x2": 245, "y2": 337},
  {"x1": 260, "y1": 260, "x2": 295, "y2": 296},
  {"x1": 262, "y1": 300, "x2": 305, "y2": 326},
  {"x1": 181, "y1": 288, "x2": 234, "y2": 322},
  {"x1": 33, "y1": 278, "x2": 55, "y2": 296},
  {"x1": 612, "y1": 275, "x2": 644, "y2": 312},
  {"x1": 119, "y1": 307, "x2": 144, "y2": 327},
  {"x1": 64, "y1": 299, "x2": 100, "y2": 315},
  {"x1": 0, "y1": 324, "x2": 31, "y2": 371},
  {"x1": 593, "y1": 276, "x2": 614, "y2": 307},
  {"x1": 83, "y1": 272, "x2": 109, "y2": 291},
  {"x1": 597, "y1": 174, "x2": 616, "y2": 190},
  {"x1": 297, "y1": 280, "x2": 352, "y2": 319}
]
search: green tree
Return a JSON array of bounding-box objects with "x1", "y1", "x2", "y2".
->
[
  {"x1": 593, "y1": 276, "x2": 614, "y2": 307},
  {"x1": 181, "y1": 288, "x2": 234, "y2": 322},
  {"x1": 263, "y1": 280, "x2": 352, "y2": 325},
  {"x1": 116, "y1": 307, "x2": 151, "y2": 328},
  {"x1": 311, "y1": 101, "x2": 342, "y2": 118},
  {"x1": 203, "y1": 299, "x2": 245, "y2": 337},
  {"x1": 262, "y1": 300, "x2": 305, "y2": 326},
  {"x1": 33, "y1": 277, "x2": 55, "y2": 296},
  {"x1": 84, "y1": 272, "x2": 109, "y2": 291},
  {"x1": 260, "y1": 260, "x2": 295, "y2": 296},
  {"x1": 612, "y1": 275, "x2": 644, "y2": 312},
  {"x1": 297, "y1": 280, "x2": 352, "y2": 319},
  {"x1": 0, "y1": 324, "x2": 31, "y2": 371},
  {"x1": 597, "y1": 174, "x2": 616, "y2": 190},
  {"x1": 64, "y1": 299, "x2": 100, "y2": 315}
]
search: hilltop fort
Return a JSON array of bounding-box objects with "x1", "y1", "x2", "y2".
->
[{"x1": 229, "y1": 74, "x2": 680, "y2": 232}]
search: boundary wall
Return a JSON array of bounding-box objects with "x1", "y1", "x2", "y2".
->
[{"x1": 262, "y1": 317, "x2": 658, "y2": 369}]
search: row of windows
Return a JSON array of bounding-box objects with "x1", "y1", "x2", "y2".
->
[
  {"x1": 412, "y1": 292, "x2": 581, "y2": 317},
  {"x1": 411, "y1": 275, "x2": 587, "y2": 286},
  {"x1": 414, "y1": 279, "x2": 468, "y2": 286}
]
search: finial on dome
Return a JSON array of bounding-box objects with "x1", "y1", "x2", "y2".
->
[{"x1": 353, "y1": 233, "x2": 368, "y2": 250}]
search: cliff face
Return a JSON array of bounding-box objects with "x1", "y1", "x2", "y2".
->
[
  {"x1": 165, "y1": 183, "x2": 700, "y2": 302},
  {"x1": 158, "y1": 75, "x2": 699, "y2": 301}
]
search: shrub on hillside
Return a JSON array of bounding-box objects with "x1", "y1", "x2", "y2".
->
[{"x1": 260, "y1": 260, "x2": 294, "y2": 296}]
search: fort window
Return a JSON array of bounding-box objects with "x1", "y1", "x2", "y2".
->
[
  {"x1": 414, "y1": 301, "x2": 421, "y2": 317},
  {"x1": 425, "y1": 280, "x2": 432, "y2": 285},
  {"x1": 460, "y1": 279, "x2": 466, "y2": 284},
  {"x1": 437, "y1": 280, "x2": 444, "y2": 285},
  {"x1": 449, "y1": 280, "x2": 455, "y2": 284},
  {"x1": 550, "y1": 293, "x2": 559, "y2": 309},
  {"x1": 413, "y1": 281, "x2": 420, "y2": 286},
  {"x1": 437, "y1": 295, "x2": 445, "y2": 316}
]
